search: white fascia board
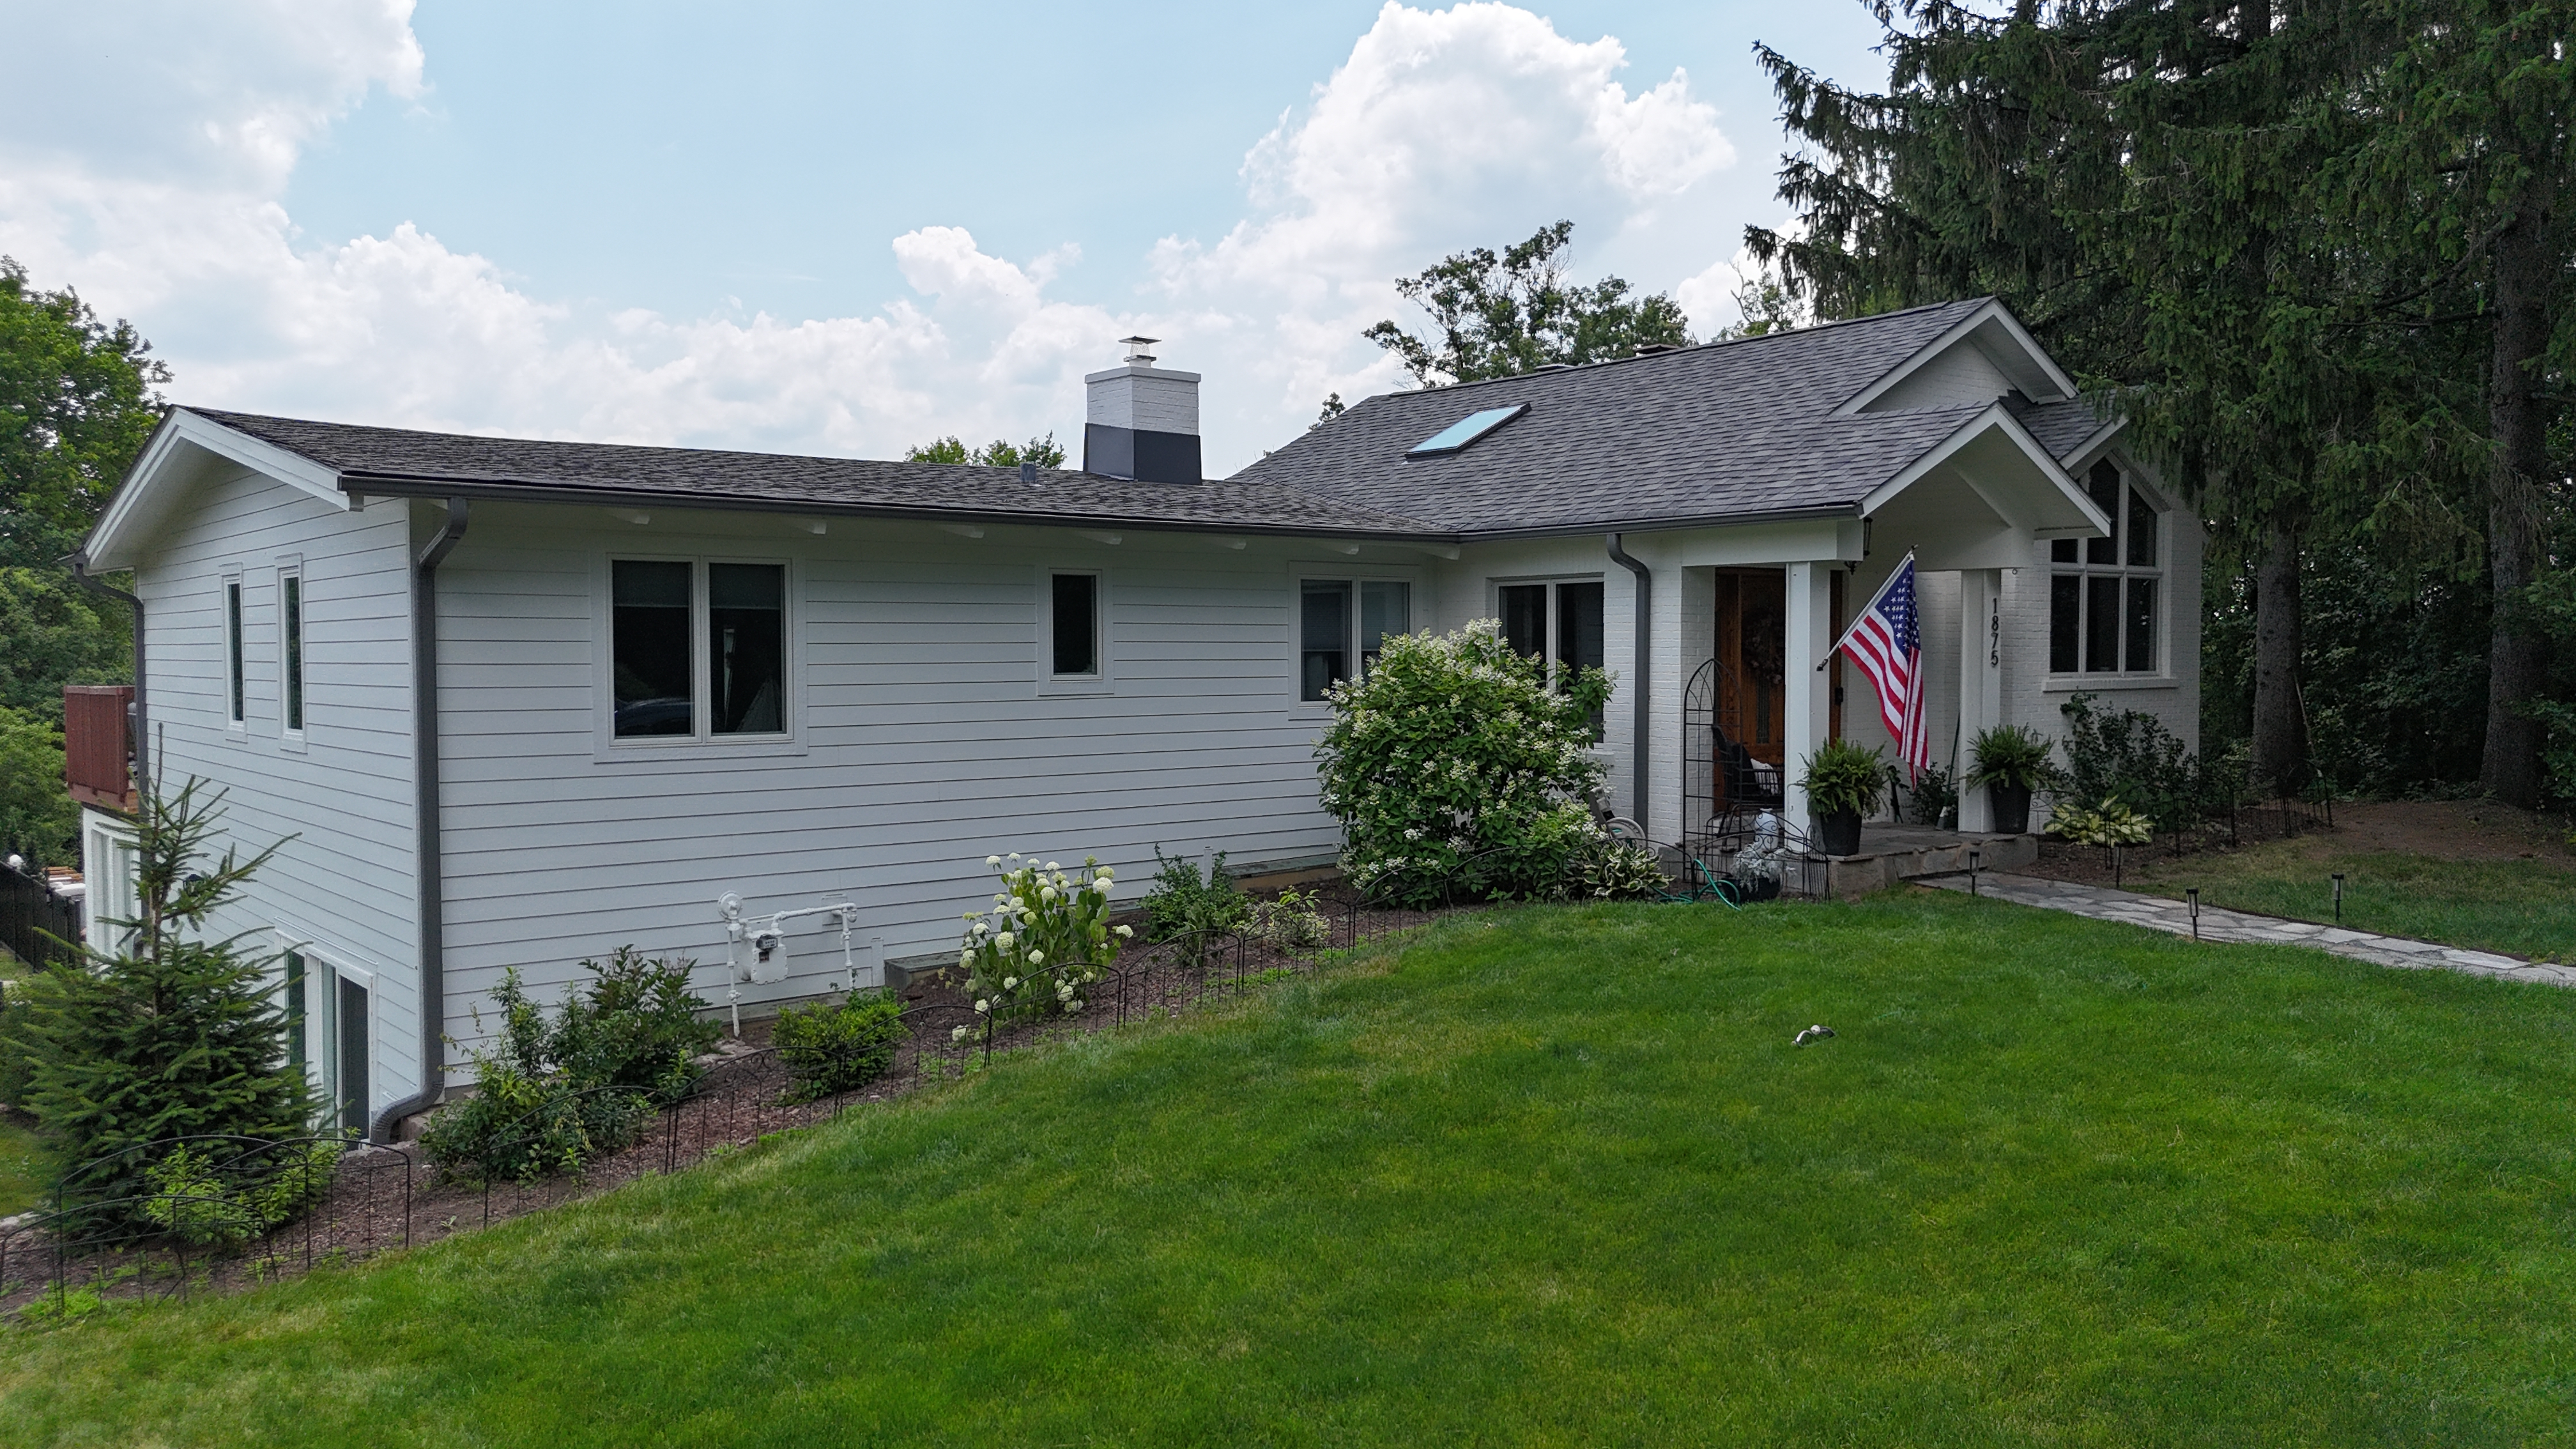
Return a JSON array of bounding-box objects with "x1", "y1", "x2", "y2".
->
[
  {"x1": 1860, "y1": 403, "x2": 2112, "y2": 537},
  {"x1": 1832, "y1": 298, "x2": 2082, "y2": 417},
  {"x1": 2055, "y1": 414, "x2": 2131, "y2": 475},
  {"x1": 87, "y1": 410, "x2": 346, "y2": 567}
]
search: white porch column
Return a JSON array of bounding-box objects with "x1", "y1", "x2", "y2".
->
[
  {"x1": 1954, "y1": 568, "x2": 2005, "y2": 831},
  {"x1": 1782, "y1": 560, "x2": 1834, "y2": 829}
]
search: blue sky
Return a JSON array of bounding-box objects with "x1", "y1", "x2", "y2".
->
[{"x1": 2, "y1": 1, "x2": 1890, "y2": 473}]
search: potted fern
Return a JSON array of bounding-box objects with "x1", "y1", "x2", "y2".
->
[
  {"x1": 1797, "y1": 739, "x2": 1887, "y2": 856},
  {"x1": 1965, "y1": 724, "x2": 2055, "y2": 834}
]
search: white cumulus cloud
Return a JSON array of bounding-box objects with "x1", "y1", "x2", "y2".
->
[{"x1": 1, "y1": 1, "x2": 1752, "y2": 474}]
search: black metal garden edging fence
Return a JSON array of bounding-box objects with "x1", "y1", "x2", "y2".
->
[
  {"x1": 0, "y1": 885, "x2": 1463, "y2": 1318},
  {"x1": 0, "y1": 861, "x2": 82, "y2": 973}
]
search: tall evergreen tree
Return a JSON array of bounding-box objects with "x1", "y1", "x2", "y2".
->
[
  {"x1": 2331, "y1": 0, "x2": 2573, "y2": 806},
  {"x1": 1749, "y1": 2, "x2": 2392, "y2": 792},
  {"x1": 3, "y1": 774, "x2": 307, "y2": 1206}
]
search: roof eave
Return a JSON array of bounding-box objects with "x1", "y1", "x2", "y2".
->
[{"x1": 333, "y1": 471, "x2": 1459, "y2": 545}]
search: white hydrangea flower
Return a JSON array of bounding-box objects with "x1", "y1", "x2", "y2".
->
[
  {"x1": 1003, "y1": 976, "x2": 1018, "y2": 990},
  {"x1": 974, "y1": 999, "x2": 990, "y2": 1013},
  {"x1": 1027, "y1": 949, "x2": 1046, "y2": 965},
  {"x1": 1045, "y1": 861, "x2": 1060, "y2": 871},
  {"x1": 1096, "y1": 866, "x2": 1114, "y2": 880},
  {"x1": 1040, "y1": 886, "x2": 1059, "y2": 903},
  {"x1": 985, "y1": 855, "x2": 1001, "y2": 867},
  {"x1": 1114, "y1": 924, "x2": 1133, "y2": 939},
  {"x1": 972, "y1": 921, "x2": 989, "y2": 935},
  {"x1": 951, "y1": 1025, "x2": 970, "y2": 1042}
]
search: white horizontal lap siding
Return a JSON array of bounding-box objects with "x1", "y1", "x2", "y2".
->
[
  {"x1": 132, "y1": 470, "x2": 420, "y2": 1103},
  {"x1": 430, "y1": 510, "x2": 1352, "y2": 1059}
]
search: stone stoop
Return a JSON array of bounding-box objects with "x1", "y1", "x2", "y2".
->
[{"x1": 1823, "y1": 829, "x2": 2039, "y2": 897}]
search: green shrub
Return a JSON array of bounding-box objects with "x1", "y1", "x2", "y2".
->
[
  {"x1": 1797, "y1": 739, "x2": 1887, "y2": 816},
  {"x1": 1314, "y1": 620, "x2": 1626, "y2": 906},
  {"x1": 417, "y1": 953, "x2": 712, "y2": 1184},
  {"x1": 1966, "y1": 724, "x2": 2059, "y2": 793},
  {"x1": 957, "y1": 854, "x2": 1128, "y2": 1024},
  {"x1": 1142, "y1": 847, "x2": 1251, "y2": 941},
  {"x1": 1902, "y1": 760, "x2": 1959, "y2": 825},
  {"x1": 772, "y1": 992, "x2": 907, "y2": 1101},
  {"x1": 137, "y1": 1140, "x2": 340, "y2": 1247},
  {"x1": 1249, "y1": 888, "x2": 1332, "y2": 951},
  {"x1": 2058, "y1": 693, "x2": 2230, "y2": 829}
]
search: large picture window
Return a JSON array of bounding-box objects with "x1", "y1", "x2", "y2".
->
[
  {"x1": 2050, "y1": 461, "x2": 2161, "y2": 675},
  {"x1": 1299, "y1": 578, "x2": 1412, "y2": 702},
  {"x1": 612, "y1": 558, "x2": 788, "y2": 740}
]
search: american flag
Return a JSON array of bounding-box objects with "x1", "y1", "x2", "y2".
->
[{"x1": 1834, "y1": 553, "x2": 1928, "y2": 779}]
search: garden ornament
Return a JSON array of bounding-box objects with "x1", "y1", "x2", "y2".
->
[{"x1": 1793, "y1": 1025, "x2": 1836, "y2": 1047}]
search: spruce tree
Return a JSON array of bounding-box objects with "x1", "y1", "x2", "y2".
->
[{"x1": 5, "y1": 774, "x2": 307, "y2": 1206}]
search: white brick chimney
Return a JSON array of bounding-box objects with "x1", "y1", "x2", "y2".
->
[{"x1": 1084, "y1": 336, "x2": 1201, "y2": 483}]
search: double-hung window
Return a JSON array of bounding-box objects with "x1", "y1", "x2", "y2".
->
[
  {"x1": 1497, "y1": 578, "x2": 1607, "y2": 735},
  {"x1": 2049, "y1": 461, "x2": 2162, "y2": 675},
  {"x1": 611, "y1": 558, "x2": 789, "y2": 740},
  {"x1": 1298, "y1": 578, "x2": 1412, "y2": 702},
  {"x1": 1496, "y1": 579, "x2": 1606, "y2": 689}
]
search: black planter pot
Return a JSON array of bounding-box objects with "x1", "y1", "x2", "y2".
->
[
  {"x1": 1988, "y1": 783, "x2": 2033, "y2": 835},
  {"x1": 1726, "y1": 873, "x2": 1782, "y2": 903},
  {"x1": 1814, "y1": 810, "x2": 1863, "y2": 856}
]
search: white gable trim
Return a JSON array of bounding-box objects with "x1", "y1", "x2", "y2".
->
[
  {"x1": 1833, "y1": 298, "x2": 2080, "y2": 417},
  {"x1": 87, "y1": 410, "x2": 346, "y2": 567},
  {"x1": 1860, "y1": 402, "x2": 2112, "y2": 539}
]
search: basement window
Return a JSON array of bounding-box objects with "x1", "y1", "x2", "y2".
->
[{"x1": 1406, "y1": 402, "x2": 1529, "y2": 457}]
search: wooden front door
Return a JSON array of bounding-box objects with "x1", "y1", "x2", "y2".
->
[{"x1": 1714, "y1": 570, "x2": 1787, "y2": 767}]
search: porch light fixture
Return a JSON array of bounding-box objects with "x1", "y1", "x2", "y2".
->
[{"x1": 1406, "y1": 402, "x2": 1529, "y2": 457}]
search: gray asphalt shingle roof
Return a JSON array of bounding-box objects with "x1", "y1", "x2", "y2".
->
[
  {"x1": 180, "y1": 296, "x2": 2104, "y2": 543},
  {"x1": 1233, "y1": 298, "x2": 2008, "y2": 535},
  {"x1": 186, "y1": 409, "x2": 1443, "y2": 539}
]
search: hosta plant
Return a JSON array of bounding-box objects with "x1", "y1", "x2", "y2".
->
[
  {"x1": 2050, "y1": 795, "x2": 2154, "y2": 847},
  {"x1": 956, "y1": 854, "x2": 1130, "y2": 1025}
]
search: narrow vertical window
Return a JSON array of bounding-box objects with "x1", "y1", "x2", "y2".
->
[
  {"x1": 335, "y1": 974, "x2": 369, "y2": 1139},
  {"x1": 2126, "y1": 488, "x2": 2158, "y2": 567},
  {"x1": 612, "y1": 560, "x2": 694, "y2": 737},
  {"x1": 1299, "y1": 580, "x2": 1353, "y2": 702},
  {"x1": 2084, "y1": 576, "x2": 2121, "y2": 672},
  {"x1": 2085, "y1": 462, "x2": 2121, "y2": 565},
  {"x1": 1554, "y1": 581, "x2": 1605, "y2": 686},
  {"x1": 2049, "y1": 575, "x2": 2082, "y2": 673},
  {"x1": 280, "y1": 572, "x2": 305, "y2": 735},
  {"x1": 2125, "y1": 578, "x2": 2157, "y2": 671},
  {"x1": 224, "y1": 579, "x2": 245, "y2": 725},
  {"x1": 708, "y1": 563, "x2": 785, "y2": 734},
  {"x1": 1358, "y1": 580, "x2": 1411, "y2": 675},
  {"x1": 1050, "y1": 573, "x2": 1100, "y2": 678},
  {"x1": 1498, "y1": 584, "x2": 1548, "y2": 660},
  {"x1": 283, "y1": 949, "x2": 307, "y2": 1077}
]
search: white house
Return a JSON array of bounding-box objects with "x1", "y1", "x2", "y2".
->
[{"x1": 69, "y1": 300, "x2": 2197, "y2": 1140}]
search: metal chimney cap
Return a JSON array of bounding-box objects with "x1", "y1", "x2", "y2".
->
[{"x1": 1119, "y1": 335, "x2": 1160, "y2": 365}]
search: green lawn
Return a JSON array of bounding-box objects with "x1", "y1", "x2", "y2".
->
[
  {"x1": 0, "y1": 1117, "x2": 43, "y2": 1218},
  {"x1": 6, "y1": 894, "x2": 2576, "y2": 1446},
  {"x1": 2126, "y1": 844, "x2": 2576, "y2": 963}
]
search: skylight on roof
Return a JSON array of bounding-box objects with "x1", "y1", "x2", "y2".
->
[{"x1": 1406, "y1": 402, "x2": 1528, "y2": 457}]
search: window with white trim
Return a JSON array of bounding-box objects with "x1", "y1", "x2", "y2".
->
[
  {"x1": 610, "y1": 557, "x2": 788, "y2": 740},
  {"x1": 278, "y1": 566, "x2": 305, "y2": 738},
  {"x1": 1496, "y1": 579, "x2": 1606, "y2": 691},
  {"x1": 222, "y1": 574, "x2": 246, "y2": 728},
  {"x1": 1046, "y1": 572, "x2": 1101, "y2": 680},
  {"x1": 1298, "y1": 578, "x2": 1412, "y2": 702},
  {"x1": 2049, "y1": 461, "x2": 2161, "y2": 675}
]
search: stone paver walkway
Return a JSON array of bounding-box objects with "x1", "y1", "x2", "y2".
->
[{"x1": 1917, "y1": 871, "x2": 2576, "y2": 988}]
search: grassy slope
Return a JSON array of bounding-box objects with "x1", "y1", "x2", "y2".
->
[
  {"x1": 2124, "y1": 845, "x2": 2576, "y2": 962},
  {"x1": 4, "y1": 894, "x2": 2575, "y2": 1446}
]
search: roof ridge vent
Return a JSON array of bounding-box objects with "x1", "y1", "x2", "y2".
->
[
  {"x1": 1535, "y1": 362, "x2": 1574, "y2": 372},
  {"x1": 1632, "y1": 344, "x2": 1677, "y2": 356}
]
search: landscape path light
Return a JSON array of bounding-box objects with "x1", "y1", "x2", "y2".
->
[{"x1": 2333, "y1": 871, "x2": 2346, "y2": 923}]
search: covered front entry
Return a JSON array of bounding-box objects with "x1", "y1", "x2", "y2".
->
[{"x1": 1683, "y1": 568, "x2": 1846, "y2": 827}]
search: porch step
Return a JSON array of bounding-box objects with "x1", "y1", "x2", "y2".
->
[{"x1": 1823, "y1": 828, "x2": 2037, "y2": 896}]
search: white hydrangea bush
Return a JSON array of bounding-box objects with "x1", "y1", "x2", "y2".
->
[
  {"x1": 1314, "y1": 620, "x2": 1662, "y2": 906},
  {"x1": 954, "y1": 853, "x2": 1131, "y2": 1029}
]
